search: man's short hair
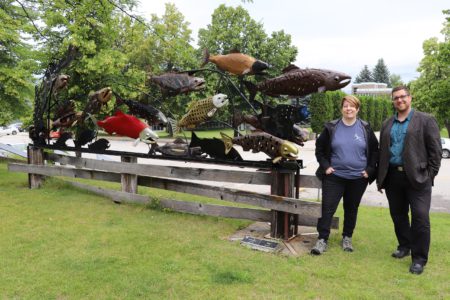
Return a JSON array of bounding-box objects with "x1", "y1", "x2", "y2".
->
[{"x1": 392, "y1": 85, "x2": 410, "y2": 96}]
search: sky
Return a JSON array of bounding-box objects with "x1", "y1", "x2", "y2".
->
[{"x1": 136, "y1": 0, "x2": 447, "y2": 89}]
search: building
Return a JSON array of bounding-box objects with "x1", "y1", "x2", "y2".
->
[{"x1": 352, "y1": 82, "x2": 392, "y2": 96}]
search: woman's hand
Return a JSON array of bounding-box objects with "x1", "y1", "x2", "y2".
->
[
  {"x1": 362, "y1": 170, "x2": 368, "y2": 178},
  {"x1": 325, "y1": 167, "x2": 335, "y2": 175}
]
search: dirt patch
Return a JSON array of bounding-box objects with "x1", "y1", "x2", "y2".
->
[{"x1": 229, "y1": 222, "x2": 319, "y2": 256}]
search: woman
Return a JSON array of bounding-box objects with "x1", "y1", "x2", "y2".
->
[{"x1": 311, "y1": 95, "x2": 378, "y2": 255}]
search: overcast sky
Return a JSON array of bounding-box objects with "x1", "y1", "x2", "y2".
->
[{"x1": 137, "y1": 0, "x2": 447, "y2": 86}]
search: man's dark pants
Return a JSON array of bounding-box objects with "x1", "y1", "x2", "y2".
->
[
  {"x1": 385, "y1": 167, "x2": 432, "y2": 265},
  {"x1": 317, "y1": 174, "x2": 368, "y2": 240}
]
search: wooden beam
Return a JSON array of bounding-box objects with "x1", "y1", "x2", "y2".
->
[
  {"x1": 121, "y1": 156, "x2": 137, "y2": 194},
  {"x1": 8, "y1": 163, "x2": 121, "y2": 183},
  {"x1": 45, "y1": 153, "x2": 272, "y2": 185},
  {"x1": 65, "y1": 181, "x2": 272, "y2": 222},
  {"x1": 138, "y1": 177, "x2": 321, "y2": 216}
]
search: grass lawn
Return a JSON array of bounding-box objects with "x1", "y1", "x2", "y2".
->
[{"x1": 1, "y1": 162, "x2": 449, "y2": 299}]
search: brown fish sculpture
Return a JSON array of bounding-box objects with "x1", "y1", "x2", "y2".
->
[
  {"x1": 170, "y1": 94, "x2": 229, "y2": 133},
  {"x1": 201, "y1": 49, "x2": 269, "y2": 76},
  {"x1": 52, "y1": 74, "x2": 70, "y2": 95},
  {"x1": 244, "y1": 64, "x2": 351, "y2": 101},
  {"x1": 221, "y1": 132, "x2": 298, "y2": 163},
  {"x1": 151, "y1": 72, "x2": 205, "y2": 96}
]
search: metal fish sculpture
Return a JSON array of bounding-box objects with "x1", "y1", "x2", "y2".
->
[
  {"x1": 244, "y1": 65, "x2": 351, "y2": 101},
  {"x1": 151, "y1": 72, "x2": 206, "y2": 96},
  {"x1": 221, "y1": 132, "x2": 298, "y2": 163},
  {"x1": 53, "y1": 132, "x2": 73, "y2": 148},
  {"x1": 81, "y1": 87, "x2": 113, "y2": 119},
  {"x1": 88, "y1": 138, "x2": 111, "y2": 151},
  {"x1": 52, "y1": 74, "x2": 70, "y2": 94},
  {"x1": 152, "y1": 138, "x2": 203, "y2": 157},
  {"x1": 97, "y1": 110, "x2": 158, "y2": 144},
  {"x1": 114, "y1": 92, "x2": 168, "y2": 126},
  {"x1": 170, "y1": 93, "x2": 229, "y2": 133},
  {"x1": 74, "y1": 128, "x2": 96, "y2": 148},
  {"x1": 189, "y1": 131, "x2": 243, "y2": 161},
  {"x1": 201, "y1": 49, "x2": 269, "y2": 75},
  {"x1": 233, "y1": 103, "x2": 311, "y2": 145}
]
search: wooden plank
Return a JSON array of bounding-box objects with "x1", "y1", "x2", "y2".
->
[
  {"x1": 297, "y1": 175, "x2": 322, "y2": 189},
  {"x1": 121, "y1": 156, "x2": 137, "y2": 193},
  {"x1": 138, "y1": 177, "x2": 321, "y2": 216},
  {"x1": 45, "y1": 153, "x2": 272, "y2": 185},
  {"x1": 297, "y1": 214, "x2": 339, "y2": 229},
  {"x1": 8, "y1": 163, "x2": 121, "y2": 183},
  {"x1": 68, "y1": 181, "x2": 148, "y2": 204},
  {"x1": 28, "y1": 147, "x2": 44, "y2": 189},
  {"x1": 65, "y1": 181, "x2": 271, "y2": 221}
]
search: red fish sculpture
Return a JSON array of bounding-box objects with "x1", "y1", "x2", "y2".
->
[{"x1": 97, "y1": 110, "x2": 158, "y2": 144}]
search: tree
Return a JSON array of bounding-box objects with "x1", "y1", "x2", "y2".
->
[
  {"x1": 411, "y1": 10, "x2": 450, "y2": 134},
  {"x1": 372, "y1": 58, "x2": 391, "y2": 86},
  {"x1": 0, "y1": 1, "x2": 37, "y2": 125},
  {"x1": 354, "y1": 65, "x2": 373, "y2": 83},
  {"x1": 309, "y1": 93, "x2": 333, "y2": 134},
  {"x1": 389, "y1": 74, "x2": 404, "y2": 88},
  {"x1": 197, "y1": 4, "x2": 298, "y2": 118}
]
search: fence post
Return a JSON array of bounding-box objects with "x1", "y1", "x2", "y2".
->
[
  {"x1": 27, "y1": 146, "x2": 44, "y2": 189},
  {"x1": 121, "y1": 156, "x2": 138, "y2": 194},
  {"x1": 270, "y1": 165, "x2": 298, "y2": 240}
]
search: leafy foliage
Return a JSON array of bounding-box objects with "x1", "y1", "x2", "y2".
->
[{"x1": 411, "y1": 10, "x2": 450, "y2": 134}]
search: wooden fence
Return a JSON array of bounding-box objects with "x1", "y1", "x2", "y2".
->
[{"x1": 8, "y1": 147, "x2": 337, "y2": 240}]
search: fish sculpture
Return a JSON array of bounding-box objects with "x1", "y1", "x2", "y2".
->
[
  {"x1": 88, "y1": 138, "x2": 111, "y2": 151},
  {"x1": 52, "y1": 74, "x2": 70, "y2": 95},
  {"x1": 81, "y1": 87, "x2": 113, "y2": 120},
  {"x1": 74, "y1": 128, "x2": 96, "y2": 148},
  {"x1": 151, "y1": 138, "x2": 203, "y2": 157},
  {"x1": 233, "y1": 103, "x2": 311, "y2": 145},
  {"x1": 189, "y1": 132, "x2": 243, "y2": 161},
  {"x1": 170, "y1": 94, "x2": 229, "y2": 133},
  {"x1": 53, "y1": 132, "x2": 73, "y2": 148},
  {"x1": 201, "y1": 49, "x2": 269, "y2": 75},
  {"x1": 244, "y1": 65, "x2": 351, "y2": 101},
  {"x1": 150, "y1": 72, "x2": 206, "y2": 96},
  {"x1": 114, "y1": 92, "x2": 168, "y2": 126},
  {"x1": 97, "y1": 110, "x2": 158, "y2": 144},
  {"x1": 221, "y1": 132, "x2": 298, "y2": 163}
]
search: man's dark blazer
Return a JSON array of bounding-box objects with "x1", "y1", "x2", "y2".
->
[{"x1": 377, "y1": 110, "x2": 442, "y2": 190}]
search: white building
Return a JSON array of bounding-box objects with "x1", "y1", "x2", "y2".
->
[{"x1": 352, "y1": 82, "x2": 392, "y2": 96}]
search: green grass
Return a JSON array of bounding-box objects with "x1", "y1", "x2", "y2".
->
[{"x1": 1, "y1": 163, "x2": 449, "y2": 299}]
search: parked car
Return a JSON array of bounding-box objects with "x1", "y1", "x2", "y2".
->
[
  {"x1": 0, "y1": 125, "x2": 19, "y2": 136},
  {"x1": 442, "y1": 138, "x2": 450, "y2": 159},
  {"x1": 9, "y1": 122, "x2": 24, "y2": 132}
]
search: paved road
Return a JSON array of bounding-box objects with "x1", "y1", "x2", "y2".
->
[{"x1": 2, "y1": 132, "x2": 449, "y2": 213}]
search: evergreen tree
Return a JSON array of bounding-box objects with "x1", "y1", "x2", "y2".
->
[
  {"x1": 372, "y1": 58, "x2": 391, "y2": 86},
  {"x1": 354, "y1": 65, "x2": 373, "y2": 83}
]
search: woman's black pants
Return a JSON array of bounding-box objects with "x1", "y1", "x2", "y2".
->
[{"x1": 317, "y1": 174, "x2": 368, "y2": 240}]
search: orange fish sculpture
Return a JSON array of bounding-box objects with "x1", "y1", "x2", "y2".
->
[{"x1": 201, "y1": 49, "x2": 269, "y2": 75}]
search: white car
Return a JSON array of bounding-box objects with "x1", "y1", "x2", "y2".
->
[
  {"x1": 442, "y1": 138, "x2": 450, "y2": 159},
  {"x1": 0, "y1": 125, "x2": 19, "y2": 136}
]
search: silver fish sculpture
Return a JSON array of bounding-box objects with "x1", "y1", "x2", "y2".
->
[
  {"x1": 221, "y1": 132, "x2": 298, "y2": 163},
  {"x1": 244, "y1": 64, "x2": 351, "y2": 101},
  {"x1": 114, "y1": 92, "x2": 167, "y2": 126}
]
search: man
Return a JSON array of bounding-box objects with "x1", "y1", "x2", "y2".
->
[{"x1": 377, "y1": 86, "x2": 442, "y2": 275}]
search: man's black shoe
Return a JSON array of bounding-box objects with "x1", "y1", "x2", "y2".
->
[
  {"x1": 409, "y1": 263, "x2": 424, "y2": 275},
  {"x1": 391, "y1": 249, "x2": 410, "y2": 259}
]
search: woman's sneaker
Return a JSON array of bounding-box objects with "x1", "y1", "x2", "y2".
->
[
  {"x1": 311, "y1": 239, "x2": 327, "y2": 255},
  {"x1": 342, "y1": 236, "x2": 353, "y2": 252}
]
